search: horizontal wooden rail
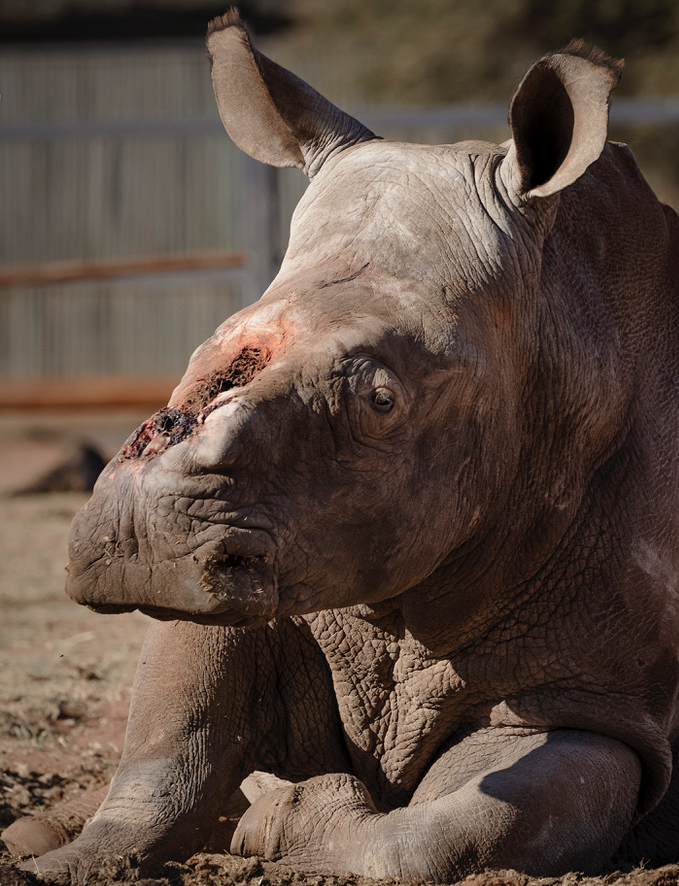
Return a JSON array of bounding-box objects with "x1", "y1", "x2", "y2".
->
[
  {"x1": 0, "y1": 250, "x2": 248, "y2": 289},
  {"x1": 0, "y1": 377, "x2": 177, "y2": 411},
  {"x1": 2, "y1": 99, "x2": 679, "y2": 141}
]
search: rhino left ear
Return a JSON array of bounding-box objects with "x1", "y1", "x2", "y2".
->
[
  {"x1": 502, "y1": 41, "x2": 623, "y2": 201},
  {"x1": 206, "y1": 10, "x2": 378, "y2": 178}
]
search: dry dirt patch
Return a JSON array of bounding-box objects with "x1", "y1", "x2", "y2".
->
[
  {"x1": 1, "y1": 485, "x2": 679, "y2": 886},
  {"x1": 0, "y1": 492, "x2": 147, "y2": 875}
]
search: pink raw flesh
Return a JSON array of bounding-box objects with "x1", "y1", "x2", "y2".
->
[{"x1": 119, "y1": 347, "x2": 272, "y2": 461}]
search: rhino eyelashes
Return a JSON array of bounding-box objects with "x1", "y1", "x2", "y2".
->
[
  {"x1": 120, "y1": 347, "x2": 272, "y2": 460},
  {"x1": 371, "y1": 388, "x2": 395, "y2": 414}
]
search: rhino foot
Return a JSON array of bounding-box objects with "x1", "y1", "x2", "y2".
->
[
  {"x1": 4, "y1": 819, "x2": 66, "y2": 859},
  {"x1": 231, "y1": 773, "x2": 376, "y2": 872},
  {"x1": 3, "y1": 784, "x2": 109, "y2": 859},
  {"x1": 231, "y1": 732, "x2": 644, "y2": 881}
]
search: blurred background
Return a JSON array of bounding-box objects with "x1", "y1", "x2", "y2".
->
[
  {"x1": 4, "y1": 0, "x2": 679, "y2": 841},
  {"x1": 1, "y1": 0, "x2": 679, "y2": 487}
]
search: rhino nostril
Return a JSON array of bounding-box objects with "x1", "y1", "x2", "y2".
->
[{"x1": 220, "y1": 553, "x2": 251, "y2": 569}]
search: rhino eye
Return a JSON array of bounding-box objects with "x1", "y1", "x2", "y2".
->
[{"x1": 371, "y1": 387, "x2": 395, "y2": 414}]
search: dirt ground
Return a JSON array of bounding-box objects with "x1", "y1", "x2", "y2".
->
[{"x1": 2, "y1": 413, "x2": 679, "y2": 886}]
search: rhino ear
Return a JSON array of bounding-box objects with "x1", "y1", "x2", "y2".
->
[
  {"x1": 503, "y1": 41, "x2": 623, "y2": 200},
  {"x1": 206, "y1": 10, "x2": 378, "y2": 178}
]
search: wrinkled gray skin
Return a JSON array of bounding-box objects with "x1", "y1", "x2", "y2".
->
[{"x1": 8, "y1": 12, "x2": 679, "y2": 883}]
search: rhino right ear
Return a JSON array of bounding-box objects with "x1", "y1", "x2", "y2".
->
[
  {"x1": 502, "y1": 41, "x2": 623, "y2": 201},
  {"x1": 207, "y1": 10, "x2": 378, "y2": 178}
]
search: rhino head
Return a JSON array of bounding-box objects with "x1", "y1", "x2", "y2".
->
[{"x1": 67, "y1": 15, "x2": 627, "y2": 633}]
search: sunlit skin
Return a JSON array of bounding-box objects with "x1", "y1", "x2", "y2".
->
[{"x1": 6, "y1": 14, "x2": 679, "y2": 884}]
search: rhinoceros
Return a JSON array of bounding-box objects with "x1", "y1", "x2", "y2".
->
[{"x1": 7, "y1": 10, "x2": 679, "y2": 883}]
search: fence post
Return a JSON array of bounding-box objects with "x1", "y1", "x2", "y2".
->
[{"x1": 240, "y1": 157, "x2": 281, "y2": 305}]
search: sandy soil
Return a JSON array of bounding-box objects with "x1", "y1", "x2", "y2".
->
[{"x1": 2, "y1": 415, "x2": 679, "y2": 886}]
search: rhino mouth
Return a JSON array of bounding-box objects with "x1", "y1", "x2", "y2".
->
[
  {"x1": 137, "y1": 605, "x2": 267, "y2": 628},
  {"x1": 67, "y1": 489, "x2": 280, "y2": 624},
  {"x1": 88, "y1": 599, "x2": 268, "y2": 628},
  {"x1": 72, "y1": 546, "x2": 277, "y2": 626}
]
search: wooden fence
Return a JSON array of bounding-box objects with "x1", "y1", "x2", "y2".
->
[
  {"x1": 0, "y1": 41, "x2": 308, "y2": 400},
  {"x1": 2, "y1": 41, "x2": 679, "y2": 408}
]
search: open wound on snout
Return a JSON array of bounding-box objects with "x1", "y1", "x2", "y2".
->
[
  {"x1": 185, "y1": 346, "x2": 272, "y2": 414},
  {"x1": 120, "y1": 346, "x2": 272, "y2": 460}
]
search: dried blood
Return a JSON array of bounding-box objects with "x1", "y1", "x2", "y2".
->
[{"x1": 119, "y1": 347, "x2": 271, "y2": 461}]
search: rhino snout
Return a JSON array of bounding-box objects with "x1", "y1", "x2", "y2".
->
[
  {"x1": 67, "y1": 532, "x2": 278, "y2": 625},
  {"x1": 65, "y1": 455, "x2": 280, "y2": 625}
]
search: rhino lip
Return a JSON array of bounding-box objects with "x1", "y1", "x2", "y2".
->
[
  {"x1": 81, "y1": 546, "x2": 276, "y2": 625},
  {"x1": 86, "y1": 602, "x2": 137, "y2": 615},
  {"x1": 86, "y1": 600, "x2": 267, "y2": 627},
  {"x1": 68, "y1": 513, "x2": 279, "y2": 622},
  {"x1": 137, "y1": 605, "x2": 267, "y2": 628}
]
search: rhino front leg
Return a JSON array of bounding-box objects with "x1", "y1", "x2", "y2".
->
[
  {"x1": 232, "y1": 729, "x2": 642, "y2": 880},
  {"x1": 18, "y1": 619, "x2": 274, "y2": 884}
]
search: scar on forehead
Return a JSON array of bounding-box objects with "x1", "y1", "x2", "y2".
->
[{"x1": 320, "y1": 262, "x2": 370, "y2": 290}]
